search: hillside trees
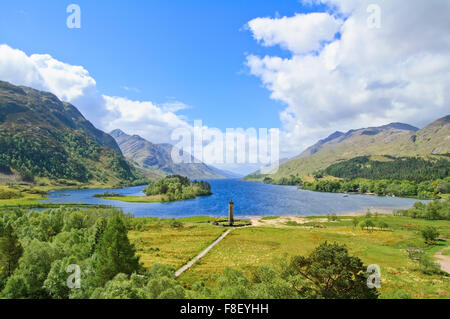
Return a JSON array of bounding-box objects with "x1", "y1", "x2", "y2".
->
[
  {"x1": 301, "y1": 177, "x2": 450, "y2": 199},
  {"x1": 324, "y1": 156, "x2": 450, "y2": 182}
]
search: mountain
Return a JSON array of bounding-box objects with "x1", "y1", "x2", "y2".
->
[
  {"x1": 297, "y1": 123, "x2": 419, "y2": 159},
  {"x1": 110, "y1": 129, "x2": 226, "y2": 179},
  {"x1": 246, "y1": 116, "x2": 450, "y2": 181},
  {"x1": 207, "y1": 166, "x2": 243, "y2": 179},
  {"x1": 244, "y1": 157, "x2": 292, "y2": 178},
  {"x1": 0, "y1": 81, "x2": 144, "y2": 186}
]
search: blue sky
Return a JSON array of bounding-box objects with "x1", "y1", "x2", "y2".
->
[{"x1": 0, "y1": 0, "x2": 326, "y2": 131}]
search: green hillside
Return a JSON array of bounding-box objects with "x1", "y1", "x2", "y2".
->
[
  {"x1": 0, "y1": 81, "x2": 145, "y2": 187},
  {"x1": 246, "y1": 116, "x2": 450, "y2": 181}
]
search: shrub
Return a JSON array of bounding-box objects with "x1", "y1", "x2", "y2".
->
[{"x1": 421, "y1": 226, "x2": 440, "y2": 245}]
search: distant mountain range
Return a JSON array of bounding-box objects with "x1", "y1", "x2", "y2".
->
[
  {"x1": 110, "y1": 129, "x2": 236, "y2": 179},
  {"x1": 245, "y1": 115, "x2": 450, "y2": 181},
  {"x1": 0, "y1": 81, "x2": 143, "y2": 186},
  {"x1": 2, "y1": 80, "x2": 447, "y2": 186}
]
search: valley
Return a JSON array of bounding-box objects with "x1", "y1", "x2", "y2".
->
[{"x1": 0, "y1": 82, "x2": 448, "y2": 300}]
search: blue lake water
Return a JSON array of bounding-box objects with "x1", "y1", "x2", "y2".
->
[{"x1": 41, "y1": 179, "x2": 423, "y2": 218}]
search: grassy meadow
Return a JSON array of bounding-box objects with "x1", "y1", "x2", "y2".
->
[
  {"x1": 129, "y1": 217, "x2": 226, "y2": 269},
  {"x1": 129, "y1": 214, "x2": 450, "y2": 299},
  {"x1": 100, "y1": 194, "x2": 166, "y2": 203}
]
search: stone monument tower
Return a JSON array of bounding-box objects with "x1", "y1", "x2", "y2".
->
[{"x1": 228, "y1": 199, "x2": 234, "y2": 226}]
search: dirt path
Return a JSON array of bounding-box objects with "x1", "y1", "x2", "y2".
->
[
  {"x1": 175, "y1": 229, "x2": 232, "y2": 277},
  {"x1": 435, "y1": 248, "x2": 450, "y2": 274}
]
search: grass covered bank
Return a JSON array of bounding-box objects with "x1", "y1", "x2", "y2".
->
[{"x1": 172, "y1": 214, "x2": 450, "y2": 299}]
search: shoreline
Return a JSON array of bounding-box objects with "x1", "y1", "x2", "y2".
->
[{"x1": 239, "y1": 206, "x2": 406, "y2": 221}]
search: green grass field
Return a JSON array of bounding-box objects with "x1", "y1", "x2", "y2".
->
[
  {"x1": 101, "y1": 194, "x2": 166, "y2": 203},
  {"x1": 129, "y1": 218, "x2": 226, "y2": 269},
  {"x1": 129, "y1": 215, "x2": 450, "y2": 299}
]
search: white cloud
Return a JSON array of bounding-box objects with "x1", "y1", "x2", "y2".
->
[
  {"x1": 247, "y1": 12, "x2": 342, "y2": 54},
  {"x1": 246, "y1": 0, "x2": 450, "y2": 158},
  {"x1": 0, "y1": 44, "x2": 192, "y2": 145},
  {"x1": 30, "y1": 53, "x2": 97, "y2": 102},
  {"x1": 161, "y1": 101, "x2": 191, "y2": 113},
  {"x1": 102, "y1": 95, "x2": 192, "y2": 144},
  {"x1": 121, "y1": 86, "x2": 141, "y2": 93},
  {"x1": 0, "y1": 45, "x2": 45, "y2": 90},
  {"x1": 0, "y1": 44, "x2": 105, "y2": 124}
]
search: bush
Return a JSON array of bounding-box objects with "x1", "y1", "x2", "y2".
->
[
  {"x1": 418, "y1": 255, "x2": 442, "y2": 275},
  {"x1": 359, "y1": 219, "x2": 375, "y2": 231},
  {"x1": 169, "y1": 219, "x2": 184, "y2": 228},
  {"x1": 421, "y1": 226, "x2": 440, "y2": 244},
  {"x1": 327, "y1": 213, "x2": 338, "y2": 222},
  {"x1": 377, "y1": 221, "x2": 389, "y2": 230},
  {"x1": 0, "y1": 189, "x2": 22, "y2": 200}
]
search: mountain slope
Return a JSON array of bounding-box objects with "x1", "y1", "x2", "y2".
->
[
  {"x1": 297, "y1": 123, "x2": 419, "y2": 159},
  {"x1": 0, "y1": 81, "x2": 143, "y2": 186},
  {"x1": 110, "y1": 129, "x2": 225, "y2": 179},
  {"x1": 411, "y1": 115, "x2": 450, "y2": 155},
  {"x1": 207, "y1": 166, "x2": 243, "y2": 179},
  {"x1": 249, "y1": 117, "x2": 449, "y2": 180}
]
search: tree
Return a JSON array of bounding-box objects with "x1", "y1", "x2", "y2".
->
[
  {"x1": 378, "y1": 221, "x2": 389, "y2": 230},
  {"x1": 421, "y1": 226, "x2": 440, "y2": 245},
  {"x1": 202, "y1": 267, "x2": 250, "y2": 299},
  {"x1": 359, "y1": 219, "x2": 375, "y2": 231},
  {"x1": 91, "y1": 217, "x2": 107, "y2": 254},
  {"x1": 1, "y1": 273, "x2": 28, "y2": 298},
  {"x1": 436, "y1": 181, "x2": 450, "y2": 194},
  {"x1": 43, "y1": 256, "x2": 78, "y2": 299},
  {"x1": 92, "y1": 215, "x2": 141, "y2": 286},
  {"x1": 90, "y1": 273, "x2": 147, "y2": 299},
  {"x1": 352, "y1": 217, "x2": 359, "y2": 228},
  {"x1": 288, "y1": 242, "x2": 379, "y2": 299},
  {"x1": 3, "y1": 239, "x2": 60, "y2": 298},
  {"x1": 248, "y1": 265, "x2": 298, "y2": 299},
  {"x1": 0, "y1": 224, "x2": 23, "y2": 277},
  {"x1": 327, "y1": 213, "x2": 338, "y2": 222},
  {"x1": 91, "y1": 265, "x2": 186, "y2": 299}
]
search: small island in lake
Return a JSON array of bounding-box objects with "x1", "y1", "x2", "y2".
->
[{"x1": 95, "y1": 175, "x2": 212, "y2": 203}]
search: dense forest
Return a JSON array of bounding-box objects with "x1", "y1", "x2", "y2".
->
[
  {"x1": 324, "y1": 156, "x2": 450, "y2": 182},
  {"x1": 144, "y1": 175, "x2": 212, "y2": 201},
  {"x1": 0, "y1": 207, "x2": 378, "y2": 299},
  {"x1": 259, "y1": 156, "x2": 450, "y2": 199},
  {"x1": 301, "y1": 177, "x2": 450, "y2": 199}
]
